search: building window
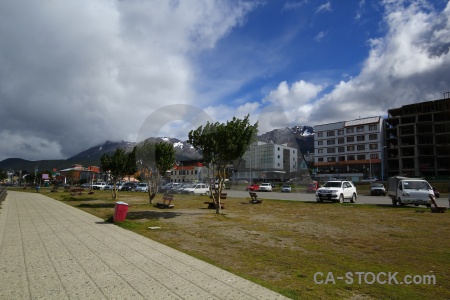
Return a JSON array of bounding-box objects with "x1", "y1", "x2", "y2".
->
[
  {"x1": 327, "y1": 148, "x2": 336, "y2": 153},
  {"x1": 369, "y1": 144, "x2": 378, "y2": 150},
  {"x1": 347, "y1": 136, "x2": 354, "y2": 142},
  {"x1": 277, "y1": 155, "x2": 280, "y2": 158},
  {"x1": 318, "y1": 141, "x2": 323, "y2": 146},
  {"x1": 327, "y1": 157, "x2": 336, "y2": 162},
  {"x1": 369, "y1": 134, "x2": 377, "y2": 140},
  {"x1": 357, "y1": 145, "x2": 365, "y2": 151},
  {"x1": 327, "y1": 139, "x2": 335, "y2": 145},
  {"x1": 327, "y1": 131, "x2": 335, "y2": 137},
  {"x1": 278, "y1": 147, "x2": 280, "y2": 151},
  {"x1": 347, "y1": 145, "x2": 355, "y2": 151},
  {"x1": 338, "y1": 129, "x2": 344, "y2": 135},
  {"x1": 357, "y1": 126, "x2": 364, "y2": 132},
  {"x1": 318, "y1": 158, "x2": 323, "y2": 162},
  {"x1": 348, "y1": 155, "x2": 355, "y2": 160},
  {"x1": 357, "y1": 135, "x2": 365, "y2": 141},
  {"x1": 318, "y1": 149, "x2": 323, "y2": 154},
  {"x1": 357, "y1": 154, "x2": 365, "y2": 160},
  {"x1": 338, "y1": 147, "x2": 345, "y2": 153},
  {"x1": 338, "y1": 138, "x2": 344, "y2": 144},
  {"x1": 338, "y1": 156, "x2": 345, "y2": 161},
  {"x1": 346, "y1": 128, "x2": 354, "y2": 133},
  {"x1": 370, "y1": 153, "x2": 379, "y2": 159},
  {"x1": 317, "y1": 132, "x2": 323, "y2": 137},
  {"x1": 369, "y1": 124, "x2": 377, "y2": 131}
]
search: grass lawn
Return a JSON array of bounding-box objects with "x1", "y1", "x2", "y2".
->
[{"x1": 15, "y1": 187, "x2": 450, "y2": 300}]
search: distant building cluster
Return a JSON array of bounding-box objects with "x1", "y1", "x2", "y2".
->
[
  {"x1": 12, "y1": 96, "x2": 448, "y2": 186},
  {"x1": 313, "y1": 96, "x2": 450, "y2": 181}
]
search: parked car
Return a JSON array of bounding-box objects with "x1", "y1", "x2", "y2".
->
[
  {"x1": 361, "y1": 177, "x2": 379, "y2": 182},
  {"x1": 120, "y1": 182, "x2": 137, "y2": 191},
  {"x1": 135, "y1": 183, "x2": 149, "y2": 192},
  {"x1": 281, "y1": 185, "x2": 291, "y2": 193},
  {"x1": 245, "y1": 184, "x2": 259, "y2": 191},
  {"x1": 92, "y1": 182, "x2": 107, "y2": 190},
  {"x1": 103, "y1": 183, "x2": 116, "y2": 190},
  {"x1": 168, "y1": 183, "x2": 189, "y2": 194},
  {"x1": 370, "y1": 183, "x2": 386, "y2": 196},
  {"x1": 259, "y1": 183, "x2": 272, "y2": 192},
  {"x1": 316, "y1": 180, "x2": 357, "y2": 203},
  {"x1": 182, "y1": 183, "x2": 209, "y2": 195},
  {"x1": 159, "y1": 182, "x2": 179, "y2": 193}
]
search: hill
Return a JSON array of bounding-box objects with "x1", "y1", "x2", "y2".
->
[{"x1": 0, "y1": 127, "x2": 314, "y2": 173}]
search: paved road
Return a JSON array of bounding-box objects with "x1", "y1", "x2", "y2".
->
[
  {"x1": 0, "y1": 191, "x2": 289, "y2": 300},
  {"x1": 225, "y1": 189, "x2": 450, "y2": 207}
]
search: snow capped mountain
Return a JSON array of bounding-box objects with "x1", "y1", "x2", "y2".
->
[{"x1": 0, "y1": 126, "x2": 315, "y2": 172}]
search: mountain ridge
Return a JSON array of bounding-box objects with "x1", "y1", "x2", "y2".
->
[{"x1": 0, "y1": 126, "x2": 314, "y2": 172}]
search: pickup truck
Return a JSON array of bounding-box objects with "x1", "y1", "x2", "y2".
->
[{"x1": 388, "y1": 176, "x2": 434, "y2": 207}]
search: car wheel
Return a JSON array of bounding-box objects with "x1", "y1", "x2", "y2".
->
[
  {"x1": 398, "y1": 198, "x2": 405, "y2": 206},
  {"x1": 317, "y1": 197, "x2": 323, "y2": 203},
  {"x1": 392, "y1": 198, "x2": 397, "y2": 206},
  {"x1": 339, "y1": 194, "x2": 344, "y2": 203},
  {"x1": 350, "y1": 193, "x2": 356, "y2": 203}
]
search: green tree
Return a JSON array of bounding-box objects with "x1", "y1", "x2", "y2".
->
[
  {"x1": 101, "y1": 148, "x2": 130, "y2": 199},
  {"x1": 125, "y1": 146, "x2": 138, "y2": 182},
  {"x1": 188, "y1": 114, "x2": 258, "y2": 214},
  {"x1": 136, "y1": 141, "x2": 175, "y2": 204},
  {"x1": 0, "y1": 169, "x2": 7, "y2": 182}
]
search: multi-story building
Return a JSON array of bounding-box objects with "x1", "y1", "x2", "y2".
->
[
  {"x1": 234, "y1": 141, "x2": 300, "y2": 182},
  {"x1": 169, "y1": 162, "x2": 206, "y2": 183},
  {"x1": 385, "y1": 96, "x2": 450, "y2": 179},
  {"x1": 313, "y1": 116, "x2": 384, "y2": 181}
]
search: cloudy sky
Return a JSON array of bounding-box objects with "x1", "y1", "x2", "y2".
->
[{"x1": 1, "y1": 0, "x2": 449, "y2": 161}]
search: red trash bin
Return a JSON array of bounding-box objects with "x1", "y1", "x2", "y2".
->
[{"x1": 113, "y1": 201, "x2": 129, "y2": 222}]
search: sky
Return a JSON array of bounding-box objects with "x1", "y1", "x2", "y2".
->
[{"x1": 1, "y1": 0, "x2": 449, "y2": 162}]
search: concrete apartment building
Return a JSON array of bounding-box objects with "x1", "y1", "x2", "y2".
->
[
  {"x1": 384, "y1": 96, "x2": 450, "y2": 179},
  {"x1": 313, "y1": 116, "x2": 384, "y2": 182},
  {"x1": 234, "y1": 141, "x2": 300, "y2": 182}
]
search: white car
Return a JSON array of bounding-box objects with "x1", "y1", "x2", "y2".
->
[
  {"x1": 92, "y1": 182, "x2": 107, "y2": 190},
  {"x1": 370, "y1": 183, "x2": 386, "y2": 196},
  {"x1": 316, "y1": 181, "x2": 357, "y2": 203},
  {"x1": 135, "y1": 183, "x2": 149, "y2": 192},
  {"x1": 182, "y1": 183, "x2": 209, "y2": 195},
  {"x1": 281, "y1": 185, "x2": 291, "y2": 193},
  {"x1": 258, "y1": 183, "x2": 272, "y2": 192}
]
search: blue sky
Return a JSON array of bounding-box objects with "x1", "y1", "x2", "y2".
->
[{"x1": 1, "y1": 0, "x2": 449, "y2": 161}]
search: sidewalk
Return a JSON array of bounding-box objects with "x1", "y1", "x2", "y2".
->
[{"x1": 0, "y1": 191, "x2": 289, "y2": 300}]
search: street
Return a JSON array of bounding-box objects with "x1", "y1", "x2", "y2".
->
[{"x1": 225, "y1": 189, "x2": 449, "y2": 208}]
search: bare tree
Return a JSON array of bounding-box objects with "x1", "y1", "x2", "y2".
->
[{"x1": 136, "y1": 141, "x2": 175, "y2": 204}]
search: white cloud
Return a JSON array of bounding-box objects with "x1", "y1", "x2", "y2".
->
[
  {"x1": 0, "y1": 131, "x2": 65, "y2": 161},
  {"x1": 314, "y1": 30, "x2": 327, "y2": 42},
  {"x1": 316, "y1": 1, "x2": 332, "y2": 14},
  {"x1": 263, "y1": 80, "x2": 324, "y2": 109},
  {"x1": 0, "y1": 0, "x2": 257, "y2": 161},
  {"x1": 266, "y1": 0, "x2": 450, "y2": 126}
]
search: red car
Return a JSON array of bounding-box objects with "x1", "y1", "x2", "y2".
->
[{"x1": 245, "y1": 184, "x2": 259, "y2": 191}]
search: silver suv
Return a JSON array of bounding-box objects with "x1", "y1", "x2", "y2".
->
[{"x1": 316, "y1": 181, "x2": 357, "y2": 203}]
